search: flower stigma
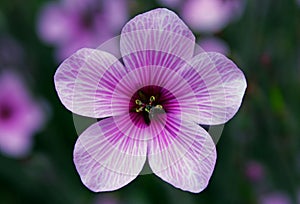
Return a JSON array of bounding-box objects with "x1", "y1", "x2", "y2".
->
[{"x1": 129, "y1": 86, "x2": 171, "y2": 127}]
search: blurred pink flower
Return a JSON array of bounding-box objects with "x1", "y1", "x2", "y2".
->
[
  {"x1": 0, "y1": 72, "x2": 44, "y2": 157},
  {"x1": 244, "y1": 160, "x2": 265, "y2": 182},
  {"x1": 259, "y1": 192, "x2": 292, "y2": 204},
  {"x1": 198, "y1": 37, "x2": 230, "y2": 55},
  {"x1": 181, "y1": 0, "x2": 244, "y2": 33},
  {"x1": 37, "y1": 0, "x2": 128, "y2": 61}
]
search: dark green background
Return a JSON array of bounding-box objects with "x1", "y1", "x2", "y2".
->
[{"x1": 0, "y1": 0, "x2": 299, "y2": 203}]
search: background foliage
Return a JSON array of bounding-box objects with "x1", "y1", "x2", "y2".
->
[{"x1": 0, "y1": 0, "x2": 299, "y2": 203}]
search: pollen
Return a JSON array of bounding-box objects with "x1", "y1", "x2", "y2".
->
[
  {"x1": 135, "y1": 99, "x2": 143, "y2": 105},
  {"x1": 149, "y1": 96, "x2": 155, "y2": 102},
  {"x1": 155, "y1": 105, "x2": 163, "y2": 109}
]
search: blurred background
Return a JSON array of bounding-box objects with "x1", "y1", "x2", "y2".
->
[{"x1": 0, "y1": 0, "x2": 300, "y2": 203}]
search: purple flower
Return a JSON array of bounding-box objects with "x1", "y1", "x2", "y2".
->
[
  {"x1": 259, "y1": 192, "x2": 292, "y2": 204},
  {"x1": 181, "y1": 0, "x2": 244, "y2": 33},
  {"x1": 37, "y1": 0, "x2": 128, "y2": 61},
  {"x1": 244, "y1": 160, "x2": 265, "y2": 182},
  {"x1": 54, "y1": 8, "x2": 247, "y2": 193},
  {"x1": 0, "y1": 72, "x2": 44, "y2": 157},
  {"x1": 198, "y1": 37, "x2": 230, "y2": 56}
]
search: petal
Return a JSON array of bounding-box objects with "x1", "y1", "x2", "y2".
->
[
  {"x1": 73, "y1": 116, "x2": 147, "y2": 192},
  {"x1": 179, "y1": 52, "x2": 247, "y2": 125},
  {"x1": 54, "y1": 48, "x2": 126, "y2": 118},
  {"x1": 148, "y1": 119, "x2": 216, "y2": 193},
  {"x1": 120, "y1": 8, "x2": 195, "y2": 70}
]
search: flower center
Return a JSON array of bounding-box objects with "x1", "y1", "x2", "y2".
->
[
  {"x1": 81, "y1": 11, "x2": 94, "y2": 29},
  {"x1": 129, "y1": 86, "x2": 167, "y2": 126},
  {"x1": 0, "y1": 103, "x2": 13, "y2": 120},
  {"x1": 80, "y1": 6, "x2": 102, "y2": 29}
]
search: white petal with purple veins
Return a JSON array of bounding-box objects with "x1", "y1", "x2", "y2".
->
[
  {"x1": 54, "y1": 48, "x2": 127, "y2": 118},
  {"x1": 148, "y1": 120, "x2": 216, "y2": 193},
  {"x1": 73, "y1": 116, "x2": 147, "y2": 192},
  {"x1": 120, "y1": 8, "x2": 195, "y2": 70},
  {"x1": 179, "y1": 52, "x2": 247, "y2": 125}
]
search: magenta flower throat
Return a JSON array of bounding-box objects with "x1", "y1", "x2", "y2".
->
[{"x1": 54, "y1": 8, "x2": 247, "y2": 193}]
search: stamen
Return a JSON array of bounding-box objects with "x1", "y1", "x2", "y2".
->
[
  {"x1": 155, "y1": 105, "x2": 163, "y2": 109},
  {"x1": 135, "y1": 99, "x2": 143, "y2": 105},
  {"x1": 149, "y1": 96, "x2": 155, "y2": 102},
  {"x1": 145, "y1": 105, "x2": 151, "y2": 113},
  {"x1": 134, "y1": 94, "x2": 163, "y2": 114},
  {"x1": 136, "y1": 106, "x2": 144, "y2": 112}
]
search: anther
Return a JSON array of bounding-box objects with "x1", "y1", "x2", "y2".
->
[
  {"x1": 136, "y1": 107, "x2": 144, "y2": 112},
  {"x1": 135, "y1": 99, "x2": 143, "y2": 105},
  {"x1": 149, "y1": 96, "x2": 155, "y2": 102},
  {"x1": 134, "y1": 95, "x2": 163, "y2": 114},
  {"x1": 155, "y1": 105, "x2": 163, "y2": 109}
]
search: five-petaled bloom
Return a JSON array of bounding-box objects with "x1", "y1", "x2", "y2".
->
[{"x1": 54, "y1": 8, "x2": 247, "y2": 193}]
